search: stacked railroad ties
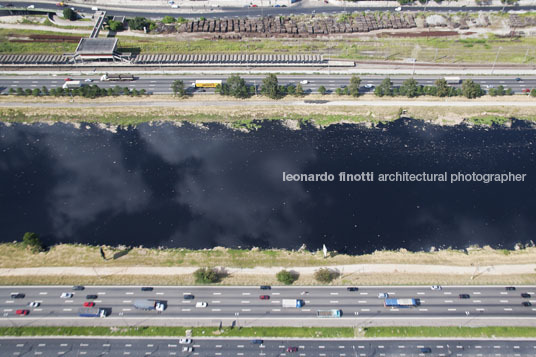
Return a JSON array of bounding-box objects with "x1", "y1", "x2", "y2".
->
[{"x1": 155, "y1": 13, "x2": 417, "y2": 37}]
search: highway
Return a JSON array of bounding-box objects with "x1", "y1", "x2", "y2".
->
[
  {"x1": 1, "y1": 286, "x2": 535, "y2": 326},
  {"x1": 0, "y1": 75, "x2": 535, "y2": 95},
  {"x1": 1, "y1": 337, "x2": 536, "y2": 356},
  {"x1": 2, "y1": 1, "x2": 536, "y2": 19}
]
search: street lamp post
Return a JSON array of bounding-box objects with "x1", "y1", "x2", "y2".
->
[{"x1": 491, "y1": 46, "x2": 502, "y2": 75}]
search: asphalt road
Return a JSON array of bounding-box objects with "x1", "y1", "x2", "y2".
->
[
  {"x1": 1, "y1": 286, "x2": 535, "y2": 326},
  {"x1": 0, "y1": 75, "x2": 534, "y2": 95},
  {"x1": 1, "y1": 337, "x2": 536, "y2": 356},
  {"x1": 1, "y1": 1, "x2": 536, "y2": 19}
]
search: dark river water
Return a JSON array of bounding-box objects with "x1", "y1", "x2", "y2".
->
[{"x1": 1, "y1": 119, "x2": 535, "y2": 254}]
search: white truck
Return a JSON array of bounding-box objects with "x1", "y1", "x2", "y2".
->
[
  {"x1": 100, "y1": 73, "x2": 135, "y2": 82},
  {"x1": 443, "y1": 76, "x2": 461, "y2": 84},
  {"x1": 62, "y1": 81, "x2": 81, "y2": 89},
  {"x1": 282, "y1": 299, "x2": 304, "y2": 308}
]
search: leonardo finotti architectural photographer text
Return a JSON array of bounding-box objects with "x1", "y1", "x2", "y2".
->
[{"x1": 282, "y1": 171, "x2": 527, "y2": 184}]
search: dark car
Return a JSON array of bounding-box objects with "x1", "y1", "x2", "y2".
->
[
  {"x1": 11, "y1": 293, "x2": 25, "y2": 299},
  {"x1": 183, "y1": 294, "x2": 194, "y2": 300},
  {"x1": 287, "y1": 347, "x2": 298, "y2": 352},
  {"x1": 141, "y1": 287, "x2": 153, "y2": 291},
  {"x1": 506, "y1": 286, "x2": 516, "y2": 291},
  {"x1": 459, "y1": 294, "x2": 470, "y2": 299},
  {"x1": 251, "y1": 339, "x2": 263, "y2": 344},
  {"x1": 347, "y1": 287, "x2": 358, "y2": 292},
  {"x1": 521, "y1": 293, "x2": 531, "y2": 298},
  {"x1": 6, "y1": 3, "x2": 14, "y2": 7},
  {"x1": 260, "y1": 285, "x2": 271, "y2": 290},
  {"x1": 86, "y1": 294, "x2": 98, "y2": 300},
  {"x1": 259, "y1": 295, "x2": 270, "y2": 300},
  {"x1": 522, "y1": 301, "x2": 532, "y2": 307},
  {"x1": 72, "y1": 285, "x2": 85, "y2": 291},
  {"x1": 420, "y1": 347, "x2": 432, "y2": 353},
  {"x1": 515, "y1": 77, "x2": 522, "y2": 81}
]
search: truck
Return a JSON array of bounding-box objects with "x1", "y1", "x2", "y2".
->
[
  {"x1": 78, "y1": 307, "x2": 107, "y2": 318},
  {"x1": 316, "y1": 309, "x2": 342, "y2": 318},
  {"x1": 191, "y1": 80, "x2": 223, "y2": 88},
  {"x1": 443, "y1": 76, "x2": 461, "y2": 84},
  {"x1": 282, "y1": 299, "x2": 304, "y2": 308},
  {"x1": 384, "y1": 298, "x2": 417, "y2": 307},
  {"x1": 134, "y1": 299, "x2": 165, "y2": 312},
  {"x1": 62, "y1": 81, "x2": 81, "y2": 89},
  {"x1": 100, "y1": 73, "x2": 135, "y2": 82}
]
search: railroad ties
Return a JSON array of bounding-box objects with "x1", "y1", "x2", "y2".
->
[{"x1": 132, "y1": 53, "x2": 329, "y2": 66}]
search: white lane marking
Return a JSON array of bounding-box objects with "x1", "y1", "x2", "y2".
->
[
  {"x1": 272, "y1": 292, "x2": 280, "y2": 295},
  {"x1": 272, "y1": 308, "x2": 281, "y2": 312},
  {"x1": 360, "y1": 293, "x2": 368, "y2": 295},
  {"x1": 242, "y1": 293, "x2": 250, "y2": 295},
  {"x1": 62, "y1": 308, "x2": 72, "y2": 311},
  {"x1": 448, "y1": 308, "x2": 457, "y2": 311},
  {"x1": 156, "y1": 292, "x2": 164, "y2": 295},
  {"x1": 3, "y1": 309, "x2": 12, "y2": 312},
  {"x1": 241, "y1": 309, "x2": 250, "y2": 312},
  {"x1": 271, "y1": 301, "x2": 280, "y2": 304},
  {"x1": 419, "y1": 308, "x2": 428, "y2": 311},
  {"x1": 444, "y1": 292, "x2": 452, "y2": 295},
  {"x1": 123, "y1": 300, "x2": 132, "y2": 303},
  {"x1": 500, "y1": 300, "x2": 509, "y2": 303},
  {"x1": 476, "y1": 308, "x2": 485, "y2": 311},
  {"x1": 125, "y1": 292, "x2": 134, "y2": 295},
  {"x1": 34, "y1": 308, "x2": 42, "y2": 311},
  {"x1": 211, "y1": 301, "x2": 221, "y2": 304},
  {"x1": 504, "y1": 308, "x2": 513, "y2": 311},
  {"x1": 500, "y1": 292, "x2": 508, "y2": 295},
  {"x1": 330, "y1": 292, "x2": 339, "y2": 295},
  {"x1": 122, "y1": 308, "x2": 131, "y2": 311},
  {"x1": 5, "y1": 301, "x2": 13, "y2": 303},
  {"x1": 417, "y1": 292, "x2": 425, "y2": 295},
  {"x1": 330, "y1": 300, "x2": 339, "y2": 303},
  {"x1": 98, "y1": 292, "x2": 106, "y2": 295},
  {"x1": 444, "y1": 300, "x2": 453, "y2": 303},
  {"x1": 38, "y1": 344, "x2": 46, "y2": 347},
  {"x1": 181, "y1": 308, "x2": 191, "y2": 311},
  {"x1": 473, "y1": 300, "x2": 482, "y2": 303},
  {"x1": 241, "y1": 301, "x2": 250, "y2": 304},
  {"x1": 361, "y1": 308, "x2": 370, "y2": 311},
  {"x1": 213, "y1": 292, "x2": 221, "y2": 295},
  {"x1": 211, "y1": 308, "x2": 221, "y2": 311},
  {"x1": 65, "y1": 300, "x2": 73, "y2": 303},
  {"x1": 473, "y1": 292, "x2": 481, "y2": 295},
  {"x1": 39, "y1": 292, "x2": 47, "y2": 295}
]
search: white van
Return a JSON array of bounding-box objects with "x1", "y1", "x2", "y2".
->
[
  {"x1": 91, "y1": 6, "x2": 99, "y2": 11},
  {"x1": 195, "y1": 302, "x2": 207, "y2": 308}
]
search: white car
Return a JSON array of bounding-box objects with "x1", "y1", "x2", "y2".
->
[
  {"x1": 171, "y1": 4, "x2": 179, "y2": 8},
  {"x1": 27, "y1": 5, "x2": 35, "y2": 9},
  {"x1": 395, "y1": 6, "x2": 402, "y2": 11},
  {"x1": 364, "y1": 84, "x2": 374, "y2": 89},
  {"x1": 60, "y1": 292, "x2": 73, "y2": 298},
  {"x1": 195, "y1": 302, "x2": 207, "y2": 308},
  {"x1": 300, "y1": 80, "x2": 309, "y2": 85},
  {"x1": 179, "y1": 338, "x2": 192, "y2": 344},
  {"x1": 378, "y1": 293, "x2": 388, "y2": 298},
  {"x1": 28, "y1": 302, "x2": 40, "y2": 308},
  {"x1": 84, "y1": 79, "x2": 92, "y2": 82},
  {"x1": 431, "y1": 285, "x2": 442, "y2": 291},
  {"x1": 182, "y1": 347, "x2": 193, "y2": 352}
]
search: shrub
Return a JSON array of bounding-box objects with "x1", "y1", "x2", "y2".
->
[
  {"x1": 314, "y1": 268, "x2": 339, "y2": 283},
  {"x1": 162, "y1": 16, "x2": 176, "y2": 24},
  {"x1": 108, "y1": 20, "x2": 124, "y2": 31},
  {"x1": 276, "y1": 270, "x2": 298, "y2": 285},
  {"x1": 63, "y1": 8, "x2": 77, "y2": 21},
  {"x1": 318, "y1": 85, "x2": 327, "y2": 95},
  {"x1": 193, "y1": 267, "x2": 220, "y2": 284},
  {"x1": 22, "y1": 232, "x2": 44, "y2": 253}
]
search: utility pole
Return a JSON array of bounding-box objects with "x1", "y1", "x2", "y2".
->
[
  {"x1": 491, "y1": 46, "x2": 502, "y2": 75},
  {"x1": 524, "y1": 48, "x2": 530, "y2": 63},
  {"x1": 412, "y1": 58, "x2": 416, "y2": 76}
]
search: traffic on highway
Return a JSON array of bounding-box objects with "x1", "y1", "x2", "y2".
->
[{"x1": 2, "y1": 285, "x2": 535, "y2": 323}]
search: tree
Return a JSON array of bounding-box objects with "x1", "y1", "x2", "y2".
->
[
  {"x1": 505, "y1": 87, "x2": 513, "y2": 95},
  {"x1": 63, "y1": 8, "x2": 77, "y2": 21},
  {"x1": 348, "y1": 75, "x2": 361, "y2": 97},
  {"x1": 276, "y1": 270, "x2": 298, "y2": 285},
  {"x1": 193, "y1": 267, "x2": 220, "y2": 284},
  {"x1": 22, "y1": 232, "x2": 44, "y2": 253},
  {"x1": 108, "y1": 20, "x2": 124, "y2": 31},
  {"x1": 226, "y1": 74, "x2": 250, "y2": 98},
  {"x1": 531, "y1": 89, "x2": 536, "y2": 97},
  {"x1": 374, "y1": 77, "x2": 393, "y2": 97},
  {"x1": 434, "y1": 78, "x2": 450, "y2": 97},
  {"x1": 295, "y1": 83, "x2": 304, "y2": 96},
  {"x1": 286, "y1": 84, "x2": 296, "y2": 95},
  {"x1": 314, "y1": 268, "x2": 339, "y2": 283},
  {"x1": 461, "y1": 79, "x2": 484, "y2": 99},
  {"x1": 24, "y1": 88, "x2": 32, "y2": 96},
  {"x1": 318, "y1": 85, "x2": 327, "y2": 95},
  {"x1": 335, "y1": 87, "x2": 343, "y2": 96},
  {"x1": 32, "y1": 88, "x2": 41, "y2": 97},
  {"x1": 162, "y1": 16, "x2": 176, "y2": 24},
  {"x1": 128, "y1": 17, "x2": 151, "y2": 31},
  {"x1": 8, "y1": 88, "x2": 15, "y2": 95},
  {"x1": 400, "y1": 78, "x2": 419, "y2": 98},
  {"x1": 172, "y1": 80, "x2": 186, "y2": 97},
  {"x1": 261, "y1": 74, "x2": 281, "y2": 99},
  {"x1": 41, "y1": 86, "x2": 49, "y2": 96}
]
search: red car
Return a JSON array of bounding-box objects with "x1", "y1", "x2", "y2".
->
[
  {"x1": 259, "y1": 295, "x2": 270, "y2": 300},
  {"x1": 15, "y1": 309, "x2": 29, "y2": 315},
  {"x1": 251, "y1": 4, "x2": 257, "y2": 6},
  {"x1": 83, "y1": 302, "x2": 95, "y2": 307},
  {"x1": 64, "y1": 78, "x2": 72, "y2": 81},
  {"x1": 287, "y1": 347, "x2": 298, "y2": 352},
  {"x1": 522, "y1": 88, "x2": 531, "y2": 93}
]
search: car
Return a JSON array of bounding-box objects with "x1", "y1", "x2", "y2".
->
[
  {"x1": 251, "y1": 339, "x2": 263, "y2": 344},
  {"x1": 522, "y1": 301, "x2": 532, "y2": 307},
  {"x1": 378, "y1": 293, "x2": 388, "y2": 298},
  {"x1": 171, "y1": 4, "x2": 179, "y2": 8},
  {"x1": 28, "y1": 301, "x2": 40, "y2": 308},
  {"x1": 506, "y1": 286, "x2": 516, "y2": 291},
  {"x1": 312, "y1": 10, "x2": 316, "y2": 14},
  {"x1": 431, "y1": 285, "x2": 442, "y2": 291},
  {"x1": 419, "y1": 347, "x2": 432, "y2": 353},
  {"x1": 515, "y1": 77, "x2": 522, "y2": 81},
  {"x1": 65, "y1": 78, "x2": 72, "y2": 82},
  {"x1": 179, "y1": 338, "x2": 192, "y2": 344},
  {"x1": 259, "y1": 295, "x2": 270, "y2": 300},
  {"x1": 287, "y1": 347, "x2": 298, "y2": 352},
  {"x1": 281, "y1": 4, "x2": 287, "y2": 6},
  {"x1": 56, "y1": 2, "x2": 65, "y2": 6},
  {"x1": 83, "y1": 301, "x2": 95, "y2": 307},
  {"x1": 182, "y1": 347, "x2": 193, "y2": 352},
  {"x1": 10, "y1": 293, "x2": 25, "y2": 299},
  {"x1": 260, "y1": 285, "x2": 271, "y2": 290},
  {"x1": 86, "y1": 294, "x2": 98, "y2": 300},
  {"x1": 84, "y1": 79, "x2": 92, "y2": 82},
  {"x1": 364, "y1": 83, "x2": 374, "y2": 88},
  {"x1": 27, "y1": 5, "x2": 35, "y2": 9},
  {"x1": 195, "y1": 301, "x2": 207, "y2": 308},
  {"x1": 347, "y1": 287, "x2": 358, "y2": 292},
  {"x1": 60, "y1": 292, "x2": 73, "y2": 298},
  {"x1": 183, "y1": 294, "x2": 194, "y2": 300},
  {"x1": 395, "y1": 6, "x2": 402, "y2": 11},
  {"x1": 72, "y1": 285, "x2": 85, "y2": 291},
  {"x1": 300, "y1": 80, "x2": 309, "y2": 85},
  {"x1": 15, "y1": 309, "x2": 29, "y2": 315},
  {"x1": 274, "y1": 4, "x2": 280, "y2": 7},
  {"x1": 522, "y1": 88, "x2": 531, "y2": 93},
  {"x1": 141, "y1": 287, "x2": 153, "y2": 291},
  {"x1": 168, "y1": 0, "x2": 174, "y2": 3},
  {"x1": 459, "y1": 294, "x2": 470, "y2": 299},
  {"x1": 521, "y1": 293, "x2": 531, "y2": 298},
  {"x1": 251, "y1": 4, "x2": 257, "y2": 7},
  {"x1": 6, "y1": 4, "x2": 14, "y2": 7}
]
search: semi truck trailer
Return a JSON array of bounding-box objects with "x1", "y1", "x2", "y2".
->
[
  {"x1": 78, "y1": 307, "x2": 107, "y2": 318},
  {"x1": 316, "y1": 309, "x2": 342, "y2": 317},
  {"x1": 384, "y1": 298, "x2": 417, "y2": 307},
  {"x1": 134, "y1": 299, "x2": 165, "y2": 311},
  {"x1": 100, "y1": 73, "x2": 135, "y2": 81}
]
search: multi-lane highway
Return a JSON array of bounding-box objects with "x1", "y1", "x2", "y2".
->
[
  {"x1": 0, "y1": 75, "x2": 535, "y2": 95},
  {"x1": 1, "y1": 286, "x2": 535, "y2": 326},
  {"x1": 2, "y1": 1, "x2": 536, "y2": 19},
  {"x1": 1, "y1": 337, "x2": 536, "y2": 356}
]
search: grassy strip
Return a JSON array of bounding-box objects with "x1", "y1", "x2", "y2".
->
[
  {"x1": 365, "y1": 326, "x2": 536, "y2": 338},
  {"x1": 0, "y1": 326, "x2": 354, "y2": 338}
]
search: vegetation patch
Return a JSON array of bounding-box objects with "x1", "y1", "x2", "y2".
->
[{"x1": 365, "y1": 326, "x2": 536, "y2": 338}]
